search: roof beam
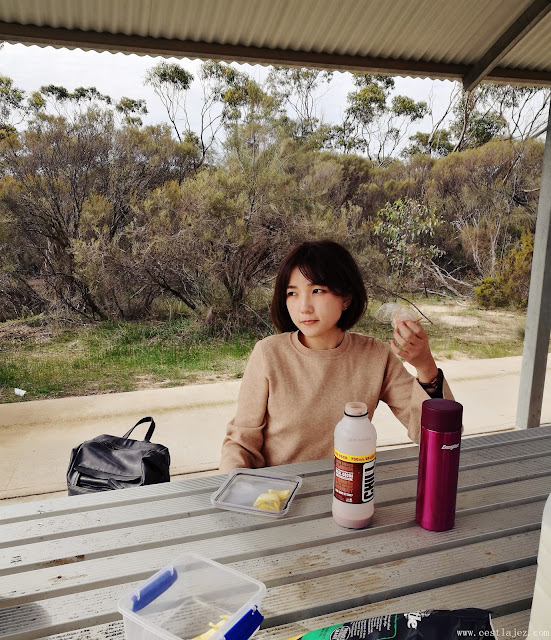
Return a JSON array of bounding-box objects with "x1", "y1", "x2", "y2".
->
[
  {"x1": 487, "y1": 66, "x2": 551, "y2": 87},
  {"x1": 463, "y1": 0, "x2": 551, "y2": 92},
  {"x1": 0, "y1": 20, "x2": 467, "y2": 78},
  {"x1": 2, "y1": 18, "x2": 551, "y2": 88}
]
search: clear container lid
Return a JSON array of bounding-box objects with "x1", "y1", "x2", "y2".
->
[
  {"x1": 211, "y1": 468, "x2": 303, "y2": 517},
  {"x1": 118, "y1": 552, "x2": 266, "y2": 640}
]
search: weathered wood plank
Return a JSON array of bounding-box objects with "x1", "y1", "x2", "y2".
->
[
  {"x1": 28, "y1": 593, "x2": 534, "y2": 640},
  {"x1": 378, "y1": 436, "x2": 551, "y2": 484},
  {"x1": 259, "y1": 531, "x2": 538, "y2": 626},
  {"x1": 492, "y1": 609, "x2": 531, "y2": 635},
  {"x1": 2, "y1": 492, "x2": 546, "y2": 604},
  {"x1": 1, "y1": 429, "x2": 548, "y2": 640},
  {"x1": 461, "y1": 426, "x2": 551, "y2": 449},
  {"x1": 0, "y1": 475, "x2": 326, "y2": 548},
  {"x1": 2, "y1": 443, "x2": 550, "y2": 550},
  {"x1": 256, "y1": 566, "x2": 536, "y2": 640},
  {"x1": 2, "y1": 426, "x2": 550, "y2": 524},
  {"x1": 0, "y1": 498, "x2": 410, "y2": 576},
  {"x1": 0, "y1": 578, "x2": 142, "y2": 640},
  {"x1": 35, "y1": 622, "x2": 123, "y2": 640},
  {"x1": 0, "y1": 538, "x2": 537, "y2": 640},
  {"x1": 2, "y1": 467, "x2": 548, "y2": 576},
  {"x1": 30, "y1": 608, "x2": 533, "y2": 640},
  {"x1": 0, "y1": 475, "x2": 227, "y2": 525}
]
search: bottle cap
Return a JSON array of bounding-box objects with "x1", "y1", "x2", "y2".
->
[
  {"x1": 421, "y1": 398, "x2": 463, "y2": 433},
  {"x1": 344, "y1": 402, "x2": 368, "y2": 417}
]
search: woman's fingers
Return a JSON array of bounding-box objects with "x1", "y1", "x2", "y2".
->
[
  {"x1": 391, "y1": 319, "x2": 437, "y2": 375},
  {"x1": 390, "y1": 338, "x2": 407, "y2": 357},
  {"x1": 394, "y1": 320, "x2": 422, "y2": 347},
  {"x1": 402, "y1": 320, "x2": 425, "y2": 339},
  {"x1": 391, "y1": 328, "x2": 408, "y2": 351},
  {"x1": 392, "y1": 320, "x2": 431, "y2": 362}
]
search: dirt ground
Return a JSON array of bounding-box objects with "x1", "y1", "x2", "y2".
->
[{"x1": 410, "y1": 300, "x2": 526, "y2": 360}]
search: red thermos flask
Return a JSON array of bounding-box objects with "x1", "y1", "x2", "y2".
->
[{"x1": 415, "y1": 398, "x2": 463, "y2": 531}]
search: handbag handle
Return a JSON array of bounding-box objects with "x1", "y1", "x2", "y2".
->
[{"x1": 123, "y1": 417, "x2": 156, "y2": 442}]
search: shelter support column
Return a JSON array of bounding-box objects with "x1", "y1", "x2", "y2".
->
[{"x1": 516, "y1": 102, "x2": 551, "y2": 429}]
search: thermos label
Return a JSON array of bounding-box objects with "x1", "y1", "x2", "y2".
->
[{"x1": 334, "y1": 450, "x2": 376, "y2": 504}]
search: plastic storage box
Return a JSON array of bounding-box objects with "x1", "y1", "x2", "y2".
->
[
  {"x1": 211, "y1": 468, "x2": 302, "y2": 517},
  {"x1": 118, "y1": 553, "x2": 266, "y2": 640}
]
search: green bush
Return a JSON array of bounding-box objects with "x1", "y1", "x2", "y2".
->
[
  {"x1": 475, "y1": 230, "x2": 533, "y2": 308},
  {"x1": 474, "y1": 277, "x2": 508, "y2": 308}
]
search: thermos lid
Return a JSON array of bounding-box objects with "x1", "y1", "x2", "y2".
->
[
  {"x1": 344, "y1": 402, "x2": 368, "y2": 417},
  {"x1": 421, "y1": 398, "x2": 463, "y2": 433}
]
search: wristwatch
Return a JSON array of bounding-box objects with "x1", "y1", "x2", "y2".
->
[{"x1": 417, "y1": 368, "x2": 443, "y2": 390}]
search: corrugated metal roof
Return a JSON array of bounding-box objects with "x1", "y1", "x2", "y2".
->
[
  {"x1": 1, "y1": 0, "x2": 550, "y2": 88},
  {"x1": 501, "y1": 9, "x2": 551, "y2": 69}
]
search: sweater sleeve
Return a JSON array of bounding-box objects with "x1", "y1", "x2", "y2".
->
[
  {"x1": 219, "y1": 341, "x2": 269, "y2": 472},
  {"x1": 376, "y1": 341, "x2": 454, "y2": 444}
]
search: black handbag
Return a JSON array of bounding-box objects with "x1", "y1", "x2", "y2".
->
[{"x1": 67, "y1": 417, "x2": 170, "y2": 496}]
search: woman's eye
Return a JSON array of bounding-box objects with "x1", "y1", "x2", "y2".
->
[
  {"x1": 286, "y1": 291, "x2": 296, "y2": 297},
  {"x1": 313, "y1": 288, "x2": 326, "y2": 294}
]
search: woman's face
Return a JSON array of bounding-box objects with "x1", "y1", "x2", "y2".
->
[{"x1": 285, "y1": 267, "x2": 350, "y2": 350}]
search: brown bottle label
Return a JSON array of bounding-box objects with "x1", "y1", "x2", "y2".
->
[{"x1": 333, "y1": 450, "x2": 376, "y2": 504}]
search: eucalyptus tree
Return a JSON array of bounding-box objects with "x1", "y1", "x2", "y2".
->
[
  {"x1": 115, "y1": 97, "x2": 148, "y2": 126},
  {"x1": 0, "y1": 76, "x2": 26, "y2": 136},
  {"x1": 405, "y1": 129, "x2": 454, "y2": 158},
  {"x1": 374, "y1": 197, "x2": 443, "y2": 283},
  {"x1": 144, "y1": 60, "x2": 252, "y2": 168},
  {"x1": 266, "y1": 67, "x2": 333, "y2": 139},
  {"x1": 405, "y1": 83, "x2": 551, "y2": 156},
  {"x1": 327, "y1": 74, "x2": 428, "y2": 166},
  {"x1": 144, "y1": 62, "x2": 193, "y2": 143}
]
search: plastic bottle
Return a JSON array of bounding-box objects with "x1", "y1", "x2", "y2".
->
[
  {"x1": 415, "y1": 398, "x2": 463, "y2": 532},
  {"x1": 528, "y1": 492, "x2": 551, "y2": 637},
  {"x1": 332, "y1": 401, "x2": 377, "y2": 529}
]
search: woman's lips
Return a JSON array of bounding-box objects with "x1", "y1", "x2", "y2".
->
[{"x1": 301, "y1": 320, "x2": 318, "y2": 325}]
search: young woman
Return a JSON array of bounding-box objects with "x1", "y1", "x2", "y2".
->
[{"x1": 219, "y1": 240, "x2": 453, "y2": 472}]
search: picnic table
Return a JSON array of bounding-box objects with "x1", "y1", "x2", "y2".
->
[{"x1": 1, "y1": 425, "x2": 550, "y2": 640}]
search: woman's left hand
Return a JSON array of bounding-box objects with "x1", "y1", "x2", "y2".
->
[{"x1": 390, "y1": 320, "x2": 438, "y2": 382}]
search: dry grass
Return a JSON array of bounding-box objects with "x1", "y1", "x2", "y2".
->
[{"x1": 0, "y1": 300, "x2": 534, "y2": 402}]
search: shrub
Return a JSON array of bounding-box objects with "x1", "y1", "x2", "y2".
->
[
  {"x1": 474, "y1": 230, "x2": 533, "y2": 308},
  {"x1": 474, "y1": 277, "x2": 508, "y2": 308}
]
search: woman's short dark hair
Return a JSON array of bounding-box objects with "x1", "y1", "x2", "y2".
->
[{"x1": 270, "y1": 240, "x2": 367, "y2": 332}]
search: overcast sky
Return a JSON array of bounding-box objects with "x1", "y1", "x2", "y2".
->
[{"x1": 1, "y1": 42, "x2": 457, "y2": 139}]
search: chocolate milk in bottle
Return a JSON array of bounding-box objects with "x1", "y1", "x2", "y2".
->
[{"x1": 332, "y1": 402, "x2": 377, "y2": 528}]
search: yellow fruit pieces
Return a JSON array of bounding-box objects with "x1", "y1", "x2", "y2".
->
[
  {"x1": 253, "y1": 493, "x2": 280, "y2": 511},
  {"x1": 189, "y1": 614, "x2": 230, "y2": 640},
  {"x1": 269, "y1": 489, "x2": 290, "y2": 500},
  {"x1": 253, "y1": 488, "x2": 290, "y2": 511}
]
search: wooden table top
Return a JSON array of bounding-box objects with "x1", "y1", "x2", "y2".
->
[{"x1": 1, "y1": 425, "x2": 550, "y2": 640}]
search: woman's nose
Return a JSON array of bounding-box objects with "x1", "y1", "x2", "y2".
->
[{"x1": 300, "y1": 296, "x2": 313, "y2": 313}]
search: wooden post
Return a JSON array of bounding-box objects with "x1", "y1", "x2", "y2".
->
[{"x1": 516, "y1": 102, "x2": 551, "y2": 429}]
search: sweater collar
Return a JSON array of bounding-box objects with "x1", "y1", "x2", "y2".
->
[{"x1": 290, "y1": 330, "x2": 351, "y2": 358}]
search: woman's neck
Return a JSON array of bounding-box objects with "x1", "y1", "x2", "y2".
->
[{"x1": 297, "y1": 328, "x2": 345, "y2": 350}]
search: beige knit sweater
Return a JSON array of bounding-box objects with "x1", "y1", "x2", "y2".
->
[{"x1": 219, "y1": 331, "x2": 454, "y2": 472}]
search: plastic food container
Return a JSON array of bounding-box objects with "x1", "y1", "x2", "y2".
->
[
  {"x1": 211, "y1": 469, "x2": 302, "y2": 517},
  {"x1": 118, "y1": 553, "x2": 266, "y2": 640}
]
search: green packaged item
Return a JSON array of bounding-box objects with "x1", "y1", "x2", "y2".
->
[{"x1": 283, "y1": 609, "x2": 495, "y2": 640}]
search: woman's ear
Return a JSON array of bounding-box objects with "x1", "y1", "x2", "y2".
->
[{"x1": 343, "y1": 295, "x2": 352, "y2": 311}]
